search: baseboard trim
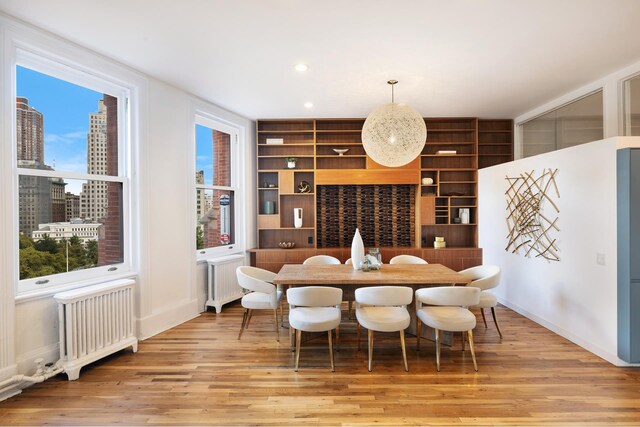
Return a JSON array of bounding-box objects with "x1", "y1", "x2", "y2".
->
[
  {"x1": 497, "y1": 297, "x2": 640, "y2": 367},
  {"x1": 15, "y1": 343, "x2": 59, "y2": 375},
  {"x1": 137, "y1": 298, "x2": 200, "y2": 340}
]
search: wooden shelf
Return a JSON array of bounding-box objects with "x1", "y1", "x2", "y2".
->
[
  {"x1": 258, "y1": 143, "x2": 314, "y2": 146},
  {"x1": 315, "y1": 155, "x2": 367, "y2": 158},
  {"x1": 315, "y1": 130, "x2": 361, "y2": 133},
  {"x1": 258, "y1": 130, "x2": 314, "y2": 134}
]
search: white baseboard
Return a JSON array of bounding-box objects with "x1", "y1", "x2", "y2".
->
[
  {"x1": 137, "y1": 298, "x2": 200, "y2": 340},
  {"x1": 15, "y1": 343, "x2": 59, "y2": 375},
  {"x1": 0, "y1": 365, "x2": 20, "y2": 402},
  {"x1": 497, "y1": 297, "x2": 640, "y2": 367}
]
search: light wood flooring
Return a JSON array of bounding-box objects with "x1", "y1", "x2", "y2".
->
[{"x1": 3, "y1": 302, "x2": 640, "y2": 426}]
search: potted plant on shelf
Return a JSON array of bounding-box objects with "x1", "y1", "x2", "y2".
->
[{"x1": 286, "y1": 157, "x2": 297, "y2": 169}]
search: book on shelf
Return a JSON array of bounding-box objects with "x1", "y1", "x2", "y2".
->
[
  {"x1": 266, "y1": 138, "x2": 284, "y2": 145},
  {"x1": 436, "y1": 150, "x2": 457, "y2": 155}
]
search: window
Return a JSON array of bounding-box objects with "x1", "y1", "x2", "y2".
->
[
  {"x1": 15, "y1": 53, "x2": 130, "y2": 294},
  {"x1": 194, "y1": 115, "x2": 240, "y2": 258},
  {"x1": 623, "y1": 74, "x2": 640, "y2": 136},
  {"x1": 520, "y1": 90, "x2": 604, "y2": 158}
]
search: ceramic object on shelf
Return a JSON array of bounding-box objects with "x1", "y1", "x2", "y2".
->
[
  {"x1": 333, "y1": 148, "x2": 349, "y2": 156},
  {"x1": 421, "y1": 177, "x2": 434, "y2": 185},
  {"x1": 460, "y1": 208, "x2": 470, "y2": 224},
  {"x1": 297, "y1": 181, "x2": 311, "y2": 193},
  {"x1": 263, "y1": 201, "x2": 275, "y2": 215},
  {"x1": 351, "y1": 228, "x2": 365, "y2": 271},
  {"x1": 294, "y1": 208, "x2": 303, "y2": 228},
  {"x1": 278, "y1": 242, "x2": 296, "y2": 249}
]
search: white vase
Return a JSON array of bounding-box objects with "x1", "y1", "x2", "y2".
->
[
  {"x1": 294, "y1": 208, "x2": 303, "y2": 228},
  {"x1": 287, "y1": 161, "x2": 296, "y2": 169},
  {"x1": 351, "y1": 228, "x2": 365, "y2": 271},
  {"x1": 460, "y1": 208, "x2": 470, "y2": 224}
]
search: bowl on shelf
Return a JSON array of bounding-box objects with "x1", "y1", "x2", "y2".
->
[
  {"x1": 332, "y1": 148, "x2": 350, "y2": 156},
  {"x1": 278, "y1": 242, "x2": 296, "y2": 249}
]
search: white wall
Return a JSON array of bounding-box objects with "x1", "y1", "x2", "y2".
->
[
  {"x1": 1, "y1": 15, "x2": 256, "y2": 379},
  {"x1": 479, "y1": 136, "x2": 640, "y2": 366}
]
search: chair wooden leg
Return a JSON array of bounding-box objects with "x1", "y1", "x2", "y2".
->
[
  {"x1": 335, "y1": 326, "x2": 340, "y2": 352},
  {"x1": 481, "y1": 308, "x2": 488, "y2": 328},
  {"x1": 491, "y1": 307, "x2": 503, "y2": 339},
  {"x1": 273, "y1": 309, "x2": 279, "y2": 342},
  {"x1": 290, "y1": 327, "x2": 295, "y2": 352},
  {"x1": 357, "y1": 323, "x2": 361, "y2": 351},
  {"x1": 461, "y1": 331, "x2": 465, "y2": 351},
  {"x1": 328, "y1": 330, "x2": 335, "y2": 372},
  {"x1": 435, "y1": 328, "x2": 441, "y2": 372},
  {"x1": 279, "y1": 301, "x2": 284, "y2": 328},
  {"x1": 294, "y1": 329, "x2": 302, "y2": 371},
  {"x1": 367, "y1": 329, "x2": 374, "y2": 372},
  {"x1": 245, "y1": 309, "x2": 253, "y2": 329},
  {"x1": 400, "y1": 329, "x2": 408, "y2": 372},
  {"x1": 237, "y1": 309, "x2": 248, "y2": 340},
  {"x1": 416, "y1": 318, "x2": 421, "y2": 351},
  {"x1": 468, "y1": 329, "x2": 478, "y2": 372}
]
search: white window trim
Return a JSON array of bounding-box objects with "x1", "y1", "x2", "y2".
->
[
  {"x1": 1, "y1": 18, "x2": 143, "y2": 299},
  {"x1": 191, "y1": 107, "x2": 246, "y2": 262}
]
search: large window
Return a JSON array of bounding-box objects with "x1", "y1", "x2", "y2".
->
[
  {"x1": 15, "y1": 53, "x2": 130, "y2": 293},
  {"x1": 520, "y1": 90, "x2": 604, "y2": 158},
  {"x1": 623, "y1": 74, "x2": 640, "y2": 136},
  {"x1": 194, "y1": 115, "x2": 240, "y2": 258}
]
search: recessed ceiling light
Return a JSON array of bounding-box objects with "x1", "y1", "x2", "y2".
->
[
  {"x1": 304, "y1": 102, "x2": 313, "y2": 109},
  {"x1": 295, "y1": 63, "x2": 309, "y2": 72}
]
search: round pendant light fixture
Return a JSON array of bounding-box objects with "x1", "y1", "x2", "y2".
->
[{"x1": 362, "y1": 80, "x2": 427, "y2": 167}]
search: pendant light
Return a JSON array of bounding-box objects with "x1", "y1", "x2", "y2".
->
[{"x1": 362, "y1": 80, "x2": 427, "y2": 167}]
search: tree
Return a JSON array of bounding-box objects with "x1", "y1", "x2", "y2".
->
[
  {"x1": 196, "y1": 226, "x2": 204, "y2": 250},
  {"x1": 19, "y1": 233, "x2": 33, "y2": 250},
  {"x1": 86, "y1": 240, "x2": 98, "y2": 266},
  {"x1": 34, "y1": 234, "x2": 58, "y2": 254}
]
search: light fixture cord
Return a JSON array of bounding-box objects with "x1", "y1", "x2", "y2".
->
[{"x1": 391, "y1": 84, "x2": 395, "y2": 103}]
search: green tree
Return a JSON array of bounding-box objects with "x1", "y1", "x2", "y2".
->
[
  {"x1": 19, "y1": 233, "x2": 33, "y2": 249},
  {"x1": 86, "y1": 240, "x2": 98, "y2": 266},
  {"x1": 196, "y1": 226, "x2": 204, "y2": 250},
  {"x1": 34, "y1": 234, "x2": 58, "y2": 254}
]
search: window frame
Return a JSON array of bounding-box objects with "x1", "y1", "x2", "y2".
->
[
  {"x1": 193, "y1": 112, "x2": 243, "y2": 260},
  {"x1": 622, "y1": 71, "x2": 640, "y2": 136},
  {"x1": 11, "y1": 49, "x2": 133, "y2": 295}
]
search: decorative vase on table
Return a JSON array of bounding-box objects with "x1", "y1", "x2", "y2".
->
[
  {"x1": 294, "y1": 208, "x2": 303, "y2": 228},
  {"x1": 351, "y1": 228, "x2": 365, "y2": 271}
]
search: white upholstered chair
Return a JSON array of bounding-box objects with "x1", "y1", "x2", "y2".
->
[
  {"x1": 303, "y1": 255, "x2": 341, "y2": 265},
  {"x1": 355, "y1": 286, "x2": 413, "y2": 372},
  {"x1": 287, "y1": 286, "x2": 343, "y2": 371},
  {"x1": 345, "y1": 258, "x2": 352, "y2": 265},
  {"x1": 459, "y1": 265, "x2": 502, "y2": 338},
  {"x1": 236, "y1": 266, "x2": 283, "y2": 342},
  {"x1": 415, "y1": 286, "x2": 481, "y2": 372},
  {"x1": 389, "y1": 254, "x2": 428, "y2": 265}
]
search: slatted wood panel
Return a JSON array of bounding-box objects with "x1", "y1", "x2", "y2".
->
[{"x1": 4, "y1": 303, "x2": 640, "y2": 426}]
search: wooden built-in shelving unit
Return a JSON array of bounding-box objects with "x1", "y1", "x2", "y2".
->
[{"x1": 255, "y1": 117, "x2": 513, "y2": 268}]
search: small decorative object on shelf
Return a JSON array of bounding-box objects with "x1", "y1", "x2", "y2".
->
[
  {"x1": 294, "y1": 208, "x2": 303, "y2": 228},
  {"x1": 434, "y1": 236, "x2": 446, "y2": 249},
  {"x1": 436, "y1": 150, "x2": 457, "y2": 155},
  {"x1": 263, "y1": 201, "x2": 275, "y2": 215},
  {"x1": 286, "y1": 157, "x2": 297, "y2": 169},
  {"x1": 332, "y1": 148, "x2": 350, "y2": 156},
  {"x1": 421, "y1": 177, "x2": 434, "y2": 185},
  {"x1": 268, "y1": 183, "x2": 277, "y2": 188},
  {"x1": 351, "y1": 228, "x2": 365, "y2": 270},
  {"x1": 278, "y1": 242, "x2": 296, "y2": 249},
  {"x1": 266, "y1": 138, "x2": 284, "y2": 145},
  {"x1": 459, "y1": 208, "x2": 470, "y2": 224},
  {"x1": 297, "y1": 180, "x2": 311, "y2": 193}
]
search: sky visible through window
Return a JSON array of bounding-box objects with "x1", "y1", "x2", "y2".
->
[
  {"x1": 196, "y1": 123, "x2": 214, "y2": 185},
  {"x1": 17, "y1": 65, "x2": 104, "y2": 194}
]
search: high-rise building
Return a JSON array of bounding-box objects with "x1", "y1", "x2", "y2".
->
[
  {"x1": 16, "y1": 97, "x2": 52, "y2": 235},
  {"x1": 80, "y1": 100, "x2": 108, "y2": 221},
  {"x1": 196, "y1": 170, "x2": 206, "y2": 223},
  {"x1": 50, "y1": 178, "x2": 67, "y2": 222},
  {"x1": 65, "y1": 192, "x2": 80, "y2": 221},
  {"x1": 16, "y1": 97, "x2": 44, "y2": 163}
]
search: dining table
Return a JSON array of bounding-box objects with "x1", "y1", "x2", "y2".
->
[{"x1": 273, "y1": 263, "x2": 472, "y2": 347}]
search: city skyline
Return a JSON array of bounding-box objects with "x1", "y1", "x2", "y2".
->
[{"x1": 17, "y1": 65, "x2": 105, "y2": 194}]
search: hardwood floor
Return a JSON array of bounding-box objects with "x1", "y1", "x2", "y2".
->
[{"x1": 3, "y1": 302, "x2": 640, "y2": 426}]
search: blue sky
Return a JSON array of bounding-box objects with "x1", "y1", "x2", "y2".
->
[
  {"x1": 17, "y1": 65, "x2": 104, "y2": 194},
  {"x1": 196, "y1": 124, "x2": 214, "y2": 185}
]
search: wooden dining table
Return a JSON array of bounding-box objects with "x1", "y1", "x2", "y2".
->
[{"x1": 273, "y1": 263, "x2": 472, "y2": 347}]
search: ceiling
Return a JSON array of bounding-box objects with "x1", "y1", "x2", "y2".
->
[{"x1": 1, "y1": 0, "x2": 640, "y2": 120}]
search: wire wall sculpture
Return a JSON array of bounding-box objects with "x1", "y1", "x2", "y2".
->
[{"x1": 505, "y1": 168, "x2": 560, "y2": 262}]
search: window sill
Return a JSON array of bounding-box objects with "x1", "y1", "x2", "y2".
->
[{"x1": 15, "y1": 272, "x2": 138, "y2": 304}]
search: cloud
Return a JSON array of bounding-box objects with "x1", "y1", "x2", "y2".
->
[
  {"x1": 55, "y1": 154, "x2": 87, "y2": 174},
  {"x1": 45, "y1": 130, "x2": 87, "y2": 145},
  {"x1": 197, "y1": 155, "x2": 210, "y2": 161}
]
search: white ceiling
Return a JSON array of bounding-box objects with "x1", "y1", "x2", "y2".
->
[{"x1": 1, "y1": 0, "x2": 640, "y2": 120}]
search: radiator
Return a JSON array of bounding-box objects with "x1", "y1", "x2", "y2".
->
[
  {"x1": 206, "y1": 254, "x2": 245, "y2": 313},
  {"x1": 54, "y1": 279, "x2": 137, "y2": 380}
]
